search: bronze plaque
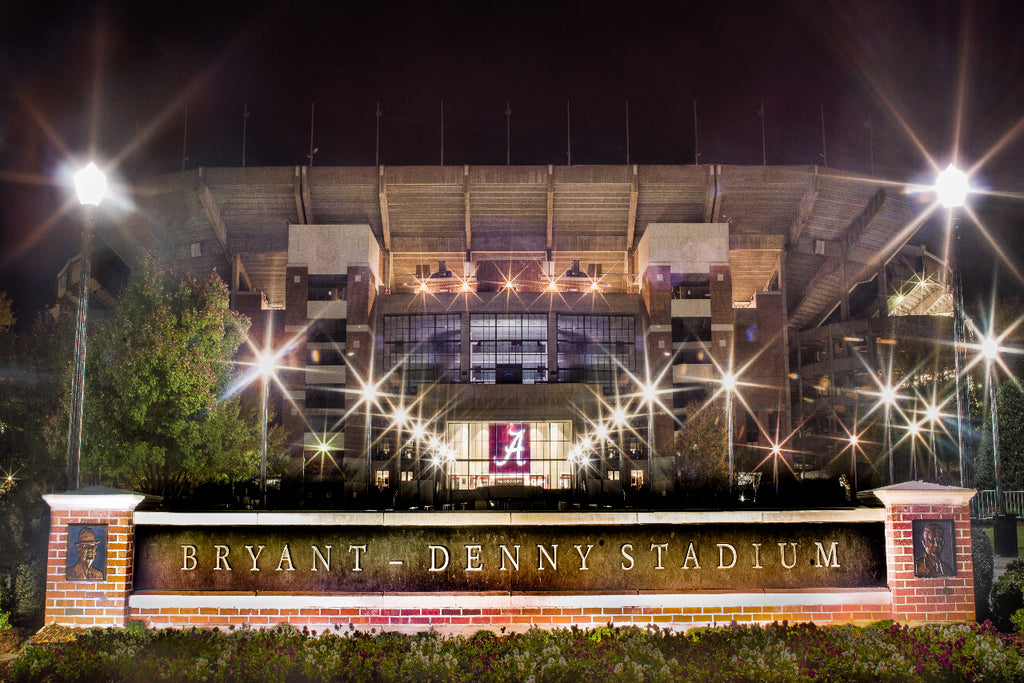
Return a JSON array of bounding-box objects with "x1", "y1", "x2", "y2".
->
[
  {"x1": 912, "y1": 519, "x2": 956, "y2": 578},
  {"x1": 66, "y1": 524, "x2": 107, "y2": 581},
  {"x1": 134, "y1": 523, "x2": 885, "y2": 592}
]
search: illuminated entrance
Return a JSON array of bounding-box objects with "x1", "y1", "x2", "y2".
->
[{"x1": 444, "y1": 421, "x2": 573, "y2": 489}]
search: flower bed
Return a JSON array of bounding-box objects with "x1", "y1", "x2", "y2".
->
[{"x1": 5, "y1": 621, "x2": 1024, "y2": 682}]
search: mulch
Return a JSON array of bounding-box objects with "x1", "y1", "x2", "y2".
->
[
  {"x1": 0, "y1": 623, "x2": 86, "y2": 670},
  {"x1": 2, "y1": 624, "x2": 85, "y2": 653}
]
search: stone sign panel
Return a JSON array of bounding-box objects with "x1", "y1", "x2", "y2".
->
[{"x1": 134, "y1": 522, "x2": 885, "y2": 592}]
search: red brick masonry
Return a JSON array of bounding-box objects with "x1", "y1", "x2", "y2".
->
[{"x1": 44, "y1": 482, "x2": 976, "y2": 633}]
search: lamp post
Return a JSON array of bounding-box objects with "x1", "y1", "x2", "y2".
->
[
  {"x1": 390, "y1": 405, "x2": 409, "y2": 492},
  {"x1": 640, "y1": 380, "x2": 657, "y2": 494},
  {"x1": 935, "y1": 163, "x2": 970, "y2": 487},
  {"x1": 880, "y1": 385, "x2": 897, "y2": 484},
  {"x1": 722, "y1": 372, "x2": 736, "y2": 493},
  {"x1": 982, "y1": 334, "x2": 1018, "y2": 557},
  {"x1": 924, "y1": 402, "x2": 942, "y2": 481},
  {"x1": 256, "y1": 352, "x2": 276, "y2": 508},
  {"x1": 848, "y1": 432, "x2": 860, "y2": 496},
  {"x1": 908, "y1": 420, "x2": 921, "y2": 480},
  {"x1": 594, "y1": 421, "x2": 609, "y2": 488},
  {"x1": 67, "y1": 162, "x2": 107, "y2": 490},
  {"x1": 770, "y1": 443, "x2": 782, "y2": 496},
  {"x1": 982, "y1": 336, "x2": 1004, "y2": 516},
  {"x1": 361, "y1": 382, "x2": 380, "y2": 496},
  {"x1": 612, "y1": 407, "x2": 628, "y2": 498}
]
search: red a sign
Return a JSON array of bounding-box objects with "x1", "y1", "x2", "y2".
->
[{"x1": 489, "y1": 423, "x2": 530, "y2": 474}]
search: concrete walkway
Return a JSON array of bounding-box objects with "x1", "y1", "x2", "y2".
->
[{"x1": 994, "y1": 553, "x2": 1020, "y2": 580}]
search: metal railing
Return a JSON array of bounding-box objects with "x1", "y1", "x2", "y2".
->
[{"x1": 971, "y1": 490, "x2": 1024, "y2": 519}]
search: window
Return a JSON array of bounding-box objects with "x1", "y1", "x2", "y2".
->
[
  {"x1": 306, "y1": 387, "x2": 345, "y2": 412},
  {"x1": 375, "y1": 470, "x2": 390, "y2": 489},
  {"x1": 383, "y1": 314, "x2": 461, "y2": 385},
  {"x1": 556, "y1": 315, "x2": 637, "y2": 390},
  {"x1": 190, "y1": 242, "x2": 202, "y2": 258},
  {"x1": 308, "y1": 274, "x2": 347, "y2": 301},
  {"x1": 308, "y1": 347, "x2": 344, "y2": 365},
  {"x1": 443, "y1": 421, "x2": 572, "y2": 490},
  {"x1": 470, "y1": 314, "x2": 547, "y2": 384},
  {"x1": 671, "y1": 273, "x2": 710, "y2": 299},
  {"x1": 672, "y1": 317, "x2": 712, "y2": 344},
  {"x1": 309, "y1": 319, "x2": 346, "y2": 344}
]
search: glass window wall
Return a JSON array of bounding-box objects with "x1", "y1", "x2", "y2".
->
[{"x1": 443, "y1": 421, "x2": 572, "y2": 489}]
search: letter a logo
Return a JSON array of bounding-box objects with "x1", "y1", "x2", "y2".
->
[{"x1": 490, "y1": 423, "x2": 530, "y2": 473}]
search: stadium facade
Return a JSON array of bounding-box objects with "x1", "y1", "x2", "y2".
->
[{"x1": 62, "y1": 164, "x2": 953, "y2": 507}]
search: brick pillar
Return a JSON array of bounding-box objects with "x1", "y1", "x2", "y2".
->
[
  {"x1": 874, "y1": 482, "x2": 977, "y2": 624},
  {"x1": 344, "y1": 264, "x2": 376, "y2": 493},
  {"x1": 42, "y1": 487, "x2": 151, "y2": 628},
  {"x1": 642, "y1": 263, "x2": 674, "y2": 494}
]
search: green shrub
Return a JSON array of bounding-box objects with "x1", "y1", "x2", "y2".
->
[
  {"x1": 8, "y1": 622, "x2": 1024, "y2": 682},
  {"x1": 990, "y1": 557, "x2": 1024, "y2": 631},
  {"x1": 13, "y1": 561, "x2": 43, "y2": 623},
  {"x1": 972, "y1": 524, "x2": 995, "y2": 622},
  {"x1": 0, "y1": 610, "x2": 10, "y2": 631}
]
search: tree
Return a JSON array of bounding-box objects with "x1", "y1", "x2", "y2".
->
[
  {"x1": 0, "y1": 310, "x2": 73, "y2": 623},
  {"x1": 0, "y1": 291, "x2": 14, "y2": 332},
  {"x1": 671, "y1": 401, "x2": 729, "y2": 496},
  {"x1": 975, "y1": 379, "x2": 1024, "y2": 491},
  {"x1": 82, "y1": 255, "x2": 269, "y2": 500}
]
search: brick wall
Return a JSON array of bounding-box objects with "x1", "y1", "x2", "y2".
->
[
  {"x1": 44, "y1": 482, "x2": 976, "y2": 632},
  {"x1": 127, "y1": 593, "x2": 894, "y2": 635},
  {"x1": 876, "y1": 484, "x2": 977, "y2": 624},
  {"x1": 42, "y1": 490, "x2": 149, "y2": 628}
]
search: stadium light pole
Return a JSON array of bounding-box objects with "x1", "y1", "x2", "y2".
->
[{"x1": 67, "y1": 162, "x2": 107, "y2": 490}]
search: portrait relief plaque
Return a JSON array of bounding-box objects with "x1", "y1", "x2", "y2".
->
[
  {"x1": 912, "y1": 518, "x2": 956, "y2": 578},
  {"x1": 65, "y1": 524, "x2": 107, "y2": 581}
]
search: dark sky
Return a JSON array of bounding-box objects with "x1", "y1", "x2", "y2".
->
[{"x1": 1, "y1": 0, "x2": 1023, "y2": 327}]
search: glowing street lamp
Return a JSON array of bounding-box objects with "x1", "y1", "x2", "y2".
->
[
  {"x1": 640, "y1": 380, "x2": 658, "y2": 492},
  {"x1": 935, "y1": 163, "x2": 969, "y2": 209},
  {"x1": 934, "y1": 163, "x2": 971, "y2": 486},
  {"x1": 360, "y1": 381, "x2": 381, "y2": 494},
  {"x1": 66, "y1": 162, "x2": 108, "y2": 490},
  {"x1": 722, "y1": 372, "x2": 736, "y2": 492},
  {"x1": 769, "y1": 443, "x2": 783, "y2": 496},
  {"x1": 256, "y1": 351, "x2": 276, "y2": 508}
]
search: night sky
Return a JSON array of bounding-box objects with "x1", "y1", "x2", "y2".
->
[{"x1": 1, "y1": 0, "x2": 1023, "y2": 328}]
